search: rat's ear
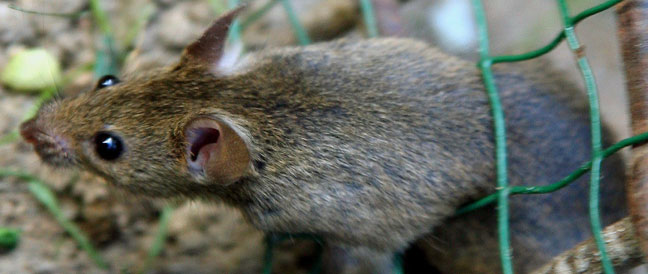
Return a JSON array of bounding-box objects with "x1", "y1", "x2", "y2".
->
[
  {"x1": 184, "y1": 116, "x2": 251, "y2": 185},
  {"x1": 178, "y1": 6, "x2": 245, "y2": 70}
]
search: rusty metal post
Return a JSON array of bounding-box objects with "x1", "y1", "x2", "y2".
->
[{"x1": 617, "y1": 0, "x2": 648, "y2": 261}]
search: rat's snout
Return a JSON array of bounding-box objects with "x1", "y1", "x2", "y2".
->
[
  {"x1": 20, "y1": 118, "x2": 75, "y2": 166},
  {"x1": 20, "y1": 118, "x2": 40, "y2": 145}
]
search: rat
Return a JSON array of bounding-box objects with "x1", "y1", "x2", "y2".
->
[{"x1": 18, "y1": 8, "x2": 627, "y2": 273}]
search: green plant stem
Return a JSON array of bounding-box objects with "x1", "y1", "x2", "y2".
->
[
  {"x1": 227, "y1": 0, "x2": 242, "y2": 43},
  {"x1": 94, "y1": 35, "x2": 120, "y2": 78},
  {"x1": 28, "y1": 180, "x2": 108, "y2": 268},
  {"x1": 0, "y1": 170, "x2": 108, "y2": 268},
  {"x1": 359, "y1": 0, "x2": 379, "y2": 38},
  {"x1": 280, "y1": 0, "x2": 311, "y2": 45},
  {"x1": 8, "y1": 4, "x2": 88, "y2": 18},
  {"x1": 140, "y1": 205, "x2": 173, "y2": 273},
  {"x1": 240, "y1": 0, "x2": 280, "y2": 31},
  {"x1": 89, "y1": 0, "x2": 112, "y2": 34},
  {"x1": 89, "y1": 0, "x2": 119, "y2": 77}
]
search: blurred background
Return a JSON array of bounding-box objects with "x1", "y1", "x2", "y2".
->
[{"x1": 0, "y1": 0, "x2": 630, "y2": 273}]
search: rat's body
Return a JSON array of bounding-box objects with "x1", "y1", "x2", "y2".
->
[
  {"x1": 21, "y1": 11, "x2": 626, "y2": 273},
  {"x1": 229, "y1": 39, "x2": 626, "y2": 272}
]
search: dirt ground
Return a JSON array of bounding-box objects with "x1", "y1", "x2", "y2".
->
[{"x1": 0, "y1": 0, "x2": 635, "y2": 273}]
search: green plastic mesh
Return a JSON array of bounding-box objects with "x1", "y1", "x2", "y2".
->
[{"x1": 467, "y1": 0, "x2": 622, "y2": 272}]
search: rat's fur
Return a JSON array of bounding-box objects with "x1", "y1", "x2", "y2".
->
[{"x1": 21, "y1": 16, "x2": 626, "y2": 273}]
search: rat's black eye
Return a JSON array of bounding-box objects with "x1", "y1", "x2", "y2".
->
[
  {"x1": 94, "y1": 132, "x2": 123, "y2": 161},
  {"x1": 96, "y1": 75, "x2": 120, "y2": 89}
]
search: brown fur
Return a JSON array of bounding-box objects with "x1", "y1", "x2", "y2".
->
[{"x1": 20, "y1": 16, "x2": 627, "y2": 273}]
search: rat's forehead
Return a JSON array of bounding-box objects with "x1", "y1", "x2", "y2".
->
[
  {"x1": 42, "y1": 68, "x2": 211, "y2": 131},
  {"x1": 59, "y1": 85, "x2": 191, "y2": 125}
]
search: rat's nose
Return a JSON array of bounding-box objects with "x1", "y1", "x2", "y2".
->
[
  {"x1": 19, "y1": 119, "x2": 75, "y2": 167},
  {"x1": 20, "y1": 118, "x2": 41, "y2": 145}
]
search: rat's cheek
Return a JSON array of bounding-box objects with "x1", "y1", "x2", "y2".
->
[{"x1": 79, "y1": 140, "x2": 96, "y2": 162}]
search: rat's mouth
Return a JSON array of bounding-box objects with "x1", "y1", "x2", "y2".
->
[
  {"x1": 35, "y1": 145, "x2": 74, "y2": 167},
  {"x1": 31, "y1": 135, "x2": 76, "y2": 167}
]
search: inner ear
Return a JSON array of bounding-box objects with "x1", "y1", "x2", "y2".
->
[
  {"x1": 184, "y1": 117, "x2": 250, "y2": 185},
  {"x1": 188, "y1": 127, "x2": 220, "y2": 162}
]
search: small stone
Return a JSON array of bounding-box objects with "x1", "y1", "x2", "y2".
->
[
  {"x1": 177, "y1": 230, "x2": 207, "y2": 255},
  {"x1": 1, "y1": 48, "x2": 62, "y2": 93}
]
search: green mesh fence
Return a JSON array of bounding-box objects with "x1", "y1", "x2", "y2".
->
[
  {"x1": 257, "y1": 0, "x2": 648, "y2": 273},
  {"x1": 467, "y1": 0, "x2": 620, "y2": 273}
]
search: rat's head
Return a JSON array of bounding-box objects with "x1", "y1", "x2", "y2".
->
[{"x1": 19, "y1": 8, "x2": 253, "y2": 197}]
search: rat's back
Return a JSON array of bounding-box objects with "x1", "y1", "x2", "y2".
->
[{"x1": 239, "y1": 38, "x2": 626, "y2": 271}]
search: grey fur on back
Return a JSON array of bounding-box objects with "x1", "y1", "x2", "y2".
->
[{"x1": 224, "y1": 38, "x2": 626, "y2": 272}]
